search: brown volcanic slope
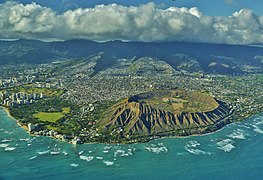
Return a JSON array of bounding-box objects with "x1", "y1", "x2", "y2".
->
[{"x1": 99, "y1": 90, "x2": 232, "y2": 136}]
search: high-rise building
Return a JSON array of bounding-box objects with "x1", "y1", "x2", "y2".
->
[{"x1": 28, "y1": 123, "x2": 36, "y2": 132}]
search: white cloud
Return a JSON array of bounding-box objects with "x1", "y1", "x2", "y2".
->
[
  {"x1": 225, "y1": 0, "x2": 236, "y2": 5},
  {"x1": 0, "y1": 1, "x2": 263, "y2": 44}
]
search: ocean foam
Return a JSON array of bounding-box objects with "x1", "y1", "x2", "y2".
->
[
  {"x1": 252, "y1": 125, "x2": 263, "y2": 134},
  {"x1": 185, "y1": 148, "x2": 208, "y2": 155},
  {"x1": 79, "y1": 151, "x2": 84, "y2": 155},
  {"x1": 185, "y1": 140, "x2": 211, "y2": 155},
  {"x1": 255, "y1": 121, "x2": 263, "y2": 125},
  {"x1": 114, "y1": 150, "x2": 125, "y2": 157},
  {"x1": 29, "y1": 156, "x2": 37, "y2": 160},
  {"x1": 228, "y1": 129, "x2": 246, "y2": 140},
  {"x1": 217, "y1": 139, "x2": 235, "y2": 152},
  {"x1": 4, "y1": 130, "x2": 13, "y2": 134},
  {"x1": 0, "y1": 144, "x2": 9, "y2": 148},
  {"x1": 145, "y1": 143, "x2": 168, "y2": 154},
  {"x1": 103, "y1": 160, "x2": 114, "y2": 166},
  {"x1": 70, "y1": 163, "x2": 79, "y2": 167},
  {"x1": 187, "y1": 140, "x2": 201, "y2": 148},
  {"x1": 254, "y1": 128, "x2": 263, "y2": 134},
  {"x1": 96, "y1": 157, "x2": 103, "y2": 160},
  {"x1": 19, "y1": 138, "x2": 30, "y2": 142},
  {"x1": 237, "y1": 124, "x2": 251, "y2": 129},
  {"x1": 4, "y1": 147, "x2": 16, "y2": 151},
  {"x1": 37, "y1": 150, "x2": 50, "y2": 155},
  {"x1": 79, "y1": 155, "x2": 94, "y2": 162},
  {"x1": 50, "y1": 151, "x2": 60, "y2": 155},
  {"x1": 104, "y1": 146, "x2": 111, "y2": 150},
  {"x1": 1, "y1": 139, "x2": 12, "y2": 143}
]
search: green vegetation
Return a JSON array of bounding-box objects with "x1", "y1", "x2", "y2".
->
[
  {"x1": 62, "y1": 107, "x2": 70, "y2": 113},
  {"x1": 33, "y1": 107, "x2": 70, "y2": 122},
  {"x1": 0, "y1": 44, "x2": 38, "y2": 57},
  {"x1": 33, "y1": 112, "x2": 64, "y2": 122}
]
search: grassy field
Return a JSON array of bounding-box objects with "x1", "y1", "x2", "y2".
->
[
  {"x1": 33, "y1": 107, "x2": 70, "y2": 122},
  {"x1": 33, "y1": 112, "x2": 64, "y2": 122},
  {"x1": 62, "y1": 107, "x2": 70, "y2": 113}
]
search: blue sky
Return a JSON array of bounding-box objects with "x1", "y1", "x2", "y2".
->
[{"x1": 0, "y1": 0, "x2": 263, "y2": 16}]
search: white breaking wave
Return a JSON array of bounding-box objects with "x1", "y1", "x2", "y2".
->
[
  {"x1": 237, "y1": 124, "x2": 251, "y2": 129},
  {"x1": 4, "y1": 131, "x2": 13, "y2": 134},
  {"x1": 78, "y1": 151, "x2": 84, "y2": 155},
  {"x1": 50, "y1": 151, "x2": 60, "y2": 155},
  {"x1": 145, "y1": 143, "x2": 168, "y2": 154},
  {"x1": 185, "y1": 140, "x2": 211, "y2": 155},
  {"x1": 114, "y1": 149, "x2": 132, "y2": 157},
  {"x1": 255, "y1": 120, "x2": 263, "y2": 125},
  {"x1": 1, "y1": 139, "x2": 12, "y2": 143},
  {"x1": 187, "y1": 140, "x2": 201, "y2": 148},
  {"x1": 79, "y1": 155, "x2": 94, "y2": 162},
  {"x1": 29, "y1": 156, "x2": 37, "y2": 160},
  {"x1": 252, "y1": 125, "x2": 263, "y2": 134},
  {"x1": 0, "y1": 144, "x2": 9, "y2": 148},
  {"x1": 4, "y1": 147, "x2": 16, "y2": 151},
  {"x1": 185, "y1": 148, "x2": 209, "y2": 155},
  {"x1": 103, "y1": 160, "x2": 114, "y2": 166},
  {"x1": 216, "y1": 139, "x2": 235, "y2": 152},
  {"x1": 37, "y1": 150, "x2": 50, "y2": 155},
  {"x1": 70, "y1": 163, "x2": 79, "y2": 167},
  {"x1": 228, "y1": 129, "x2": 246, "y2": 140},
  {"x1": 254, "y1": 128, "x2": 263, "y2": 134},
  {"x1": 19, "y1": 138, "x2": 30, "y2": 142},
  {"x1": 104, "y1": 146, "x2": 111, "y2": 150}
]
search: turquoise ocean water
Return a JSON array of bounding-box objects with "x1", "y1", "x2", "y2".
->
[{"x1": 0, "y1": 107, "x2": 263, "y2": 179}]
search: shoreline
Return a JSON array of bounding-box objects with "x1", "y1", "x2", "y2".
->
[
  {"x1": 0, "y1": 105, "x2": 235, "y2": 144},
  {"x1": 1, "y1": 106, "x2": 12, "y2": 119},
  {"x1": 0, "y1": 105, "x2": 259, "y2": 145},
  {"x1": 0, "y1": 106, "x2": 29, "y2": 131}
]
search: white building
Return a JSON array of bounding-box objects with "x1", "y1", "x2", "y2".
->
[{"x1": 28, "y1": 123, "x2": 36, "y2": 132}]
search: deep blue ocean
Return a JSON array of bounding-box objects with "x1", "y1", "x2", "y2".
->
[{"x1": 0, "y1": 107, "x2": 263, "y2": 179}]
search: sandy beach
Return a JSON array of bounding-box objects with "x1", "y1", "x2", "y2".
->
[
  {"x1": 1, "y1": 106, "x2": 12, "y2": 118},
  {"x1": 0, "y1": 106, "x2": 28, "y2": 131}
]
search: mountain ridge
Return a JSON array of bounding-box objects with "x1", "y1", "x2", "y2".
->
[{"x1": 1, "y1": 39, "x2": 263, "y2": 74}]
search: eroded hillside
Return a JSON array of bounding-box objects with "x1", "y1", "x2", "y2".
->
[{"x1": 99, "y1": 90, "x2": 233, "y2": 139}]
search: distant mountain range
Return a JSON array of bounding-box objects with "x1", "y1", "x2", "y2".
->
[{"x1": 1, "y1": 39, "x2": 263, "y2": 74}]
